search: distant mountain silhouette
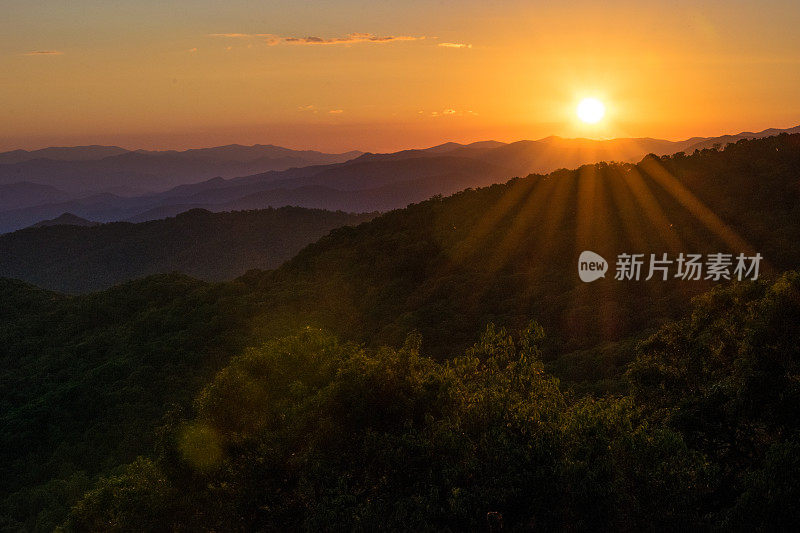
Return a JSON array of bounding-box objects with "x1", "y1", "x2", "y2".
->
[
  {"x1": 1, "y1": 126, "x2": 797, "y2": 234},
  {"x1": 0, "y1": 156, "x2": 512, "y2": 232},
  {"x1": 0, "y1": 207, "x2": 375, "y2": 292},
  {"x1": 0, "y1": 193, "x2": 134, "y2": 233},
  {"x1": 0, "y1": 145, "x2": 129, "y2": 164},
  {"x1": 680, "y1": 125, "x2": 800, "y2": 152},
  {"x1": 30, "y1": 213, "x2": 99, "y2": 228},
  {"x1": 0, "y1": 144, "x2": 363, "y2": 195},
  {"x1": 0, "y1": 182, "x2": 72, "y2": 211},
  {"x1": 135, "y1": 144, "x2": 362, "y2": 163},
  {"x1": 113, "y1": 125, "x2": 800, "y2": 222}
]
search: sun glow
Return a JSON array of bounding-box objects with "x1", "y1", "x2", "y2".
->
[{"x1": 576, "y1": 98, "x2": 606, "y2": 124}]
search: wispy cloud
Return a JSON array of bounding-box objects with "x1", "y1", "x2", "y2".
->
[
  {"x1": 328, "y1": 109, "x2": 344, "y2": 114},
  {"x1": 24, "y1": 50, "x2": 63, "y2": 56},
  {"x1": 284, "y1": 33, "x2": 422, "y2": 45},
  {"x1": 210, "y1": 32, "x2": 424, "y2": 46},
  {"x1": 187, "y1": 47, "x2": 198, "y2": 53},
  {"x1": 426, "y1": 108, "x2": 478, "y2": 118},
  {"x1": 438, "y1": 43, "x2": 472, "y2": 49}
]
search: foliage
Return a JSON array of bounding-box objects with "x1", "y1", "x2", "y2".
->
[
  {"x1": 64, "y1": 326, "x2": 713, "y2": 532},
  {"x1": 628, "y1": 271, "x2": 800, "y2": 527},
  {"x1": 2, "y1": 134, "x2": 800, "y2": 529},
  {"x1": 63, "y1": 270, "x2": 800, "y2": 531},
  {"x1": 0, "y1": 275, "x2": 256, "y2": 531},
  {"x1": 244, "y1": 133, "x2": 800, "y2": 359}
]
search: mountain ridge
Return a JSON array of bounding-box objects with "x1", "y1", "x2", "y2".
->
[
  {"x1": 1, "y1": 125, "x2": 797, "y2": 234},
  {"x1": 30, "y1": 213, "x2": 98, "y2": 228},
  {"x1": 0, "y1": 207, "x2": 376, "y2": 292}
]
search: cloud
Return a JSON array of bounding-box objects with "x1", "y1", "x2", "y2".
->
[
  {"x1": 284, "y1": 33, "x2": 421, "y2": 45},
  {"x1": 297, "y1": 105, "x2": 344, "y2": 115},
  {"x1": 438, "y1": 42, "x2": 472, "y2": 49},
  {"x1": 425, "y1": 108, "x2": 478, "y2": 118},
  {"x1": 188, "y1": 47, "x2": 198, "y2": 53},
  {"x1": 24, "y1": 50, "x2": 63, "y2": 56},
  {"x1": 210, "y1": 32, "x2": 423, "y2": 46}
]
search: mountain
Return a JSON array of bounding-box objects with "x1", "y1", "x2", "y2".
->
[
  {"x1": 0, "y1": 207, "x2": 375, "y2": 292},
  {"x1": 1, "y1": 133, "x2": 799, "y2": 530},
  {"x1": 136, "y1": 143, "x2": 362, "y2": 163},
  {"x1": 30, "y1": 213, "x2": 98, "y2": 228},
  {"x1": 0, "y1": 138, "x2": 688, "y2": 232},
  {"x1": 0, "y1": 155, "x2": 512, "y2": 233},
  {"x1": 0, "y1": 182, "x2": 72, "y2": 212},
  {"x1": 477, "y1": 136, "x2": 688, "y2": 175},
  {"x1": 352, "y1": 140, "x2": 507, "y2": 162},
  {"x1": 128, "y1": 125, "x2": 800, "y2": 225},
  {"x1": 423, "y1": 140, "x2": 506, "y2": 153},
  {"x1": 159, "y1": 156, "x2": 514, "y2": 210},
  {"x1": 0, "y1": 193, "x2": 136, "y2": 233},
  {"x1": 1, "y1": 126, "x2": 797, "y2": 235},
  {"x1": 680, "y1": 124, "x2": 800, "y2": 152},
  {"x1": 0, "y1": 144, "x2": 363, "y2": 196},
  {"x1": 0, "y1": 145, "x2": 129, "y2": 164},
  {"x1": 238, "y1": 133, "x2": 800, "y2": 358}
]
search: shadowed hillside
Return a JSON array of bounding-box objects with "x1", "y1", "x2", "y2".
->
[
  {"x1": 242, "y1": 133, "x2": 800, "y2": 357},
  {"x1": 0, "y1": 207, "x2": 376, "y2": 292},
  {"x1": 1, "y1": 133, "x2": 799, "y2": 530}
]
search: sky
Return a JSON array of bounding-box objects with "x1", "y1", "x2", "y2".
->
[{"x1": 2, "y1": 0, "x2": 800, "y2": 152}]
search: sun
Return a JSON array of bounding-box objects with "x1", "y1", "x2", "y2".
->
[{"x1": 576, "y1": 98, "x2": 605, "y2": 124}]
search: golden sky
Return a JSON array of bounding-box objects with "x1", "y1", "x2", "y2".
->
[{"x1": 2, "y1": 0, "x2": 799, "y2": 152}]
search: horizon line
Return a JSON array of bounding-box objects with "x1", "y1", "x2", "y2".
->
[{"x1": 2, "y1": 123, "x2": 798, "y2": 155}]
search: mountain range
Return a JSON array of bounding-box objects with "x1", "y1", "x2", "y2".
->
[
  {"x1": 0, "y1": 144, "x2": 362, "y2": 196},
  {"x1": 0, "y1": 125, "x2": 798, "y2": 235}
]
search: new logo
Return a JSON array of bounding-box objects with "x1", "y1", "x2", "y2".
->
[{"x1": 578, "y1": 250, "x2": 608, "y2": 282}]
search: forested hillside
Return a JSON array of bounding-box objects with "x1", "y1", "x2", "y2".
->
[
  {"x1": 1, "y1": 134, "x2": 799, "y2": 530},
  {"x1": 64, "y1": 271, "x2": 800, "y2": 531},
  {"x1": 242, "y1": 133, "x2": 800, "y2": 358},
  {"x1": 0, "y1": 207, "x2": 375, "y2": 292},
  {"x1": 0, "y1": 275, "x2": 257, "y2": 531}
]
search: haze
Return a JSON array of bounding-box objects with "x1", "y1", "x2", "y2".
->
[{"x1": 3, "y1": 0, "x2": 800, "y2": 152}]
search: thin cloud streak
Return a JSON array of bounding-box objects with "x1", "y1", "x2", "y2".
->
[
  {"x1": 438, "y1": 43, "x2": 472, "y2": 49},
  {"x1": 24, "y1": 50, "x2": 64, "y2": 56},
  {"x1": 210, "y1": 32, "x2": 424, "y2": 46}
]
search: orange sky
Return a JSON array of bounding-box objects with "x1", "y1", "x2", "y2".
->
[{"x1": 2, "y1": 0, "x2": 799, "y2": 152}]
